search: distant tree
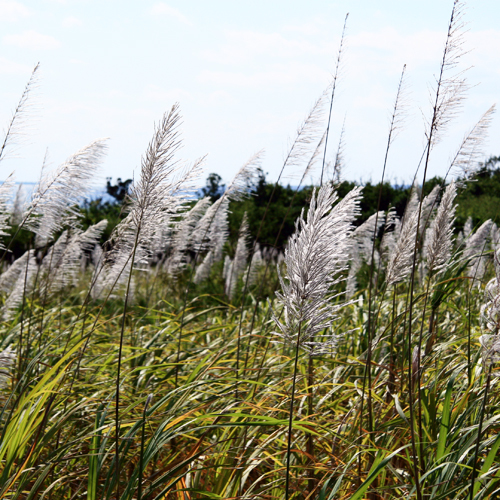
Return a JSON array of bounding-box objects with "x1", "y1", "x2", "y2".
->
[
  {"x1": 106, "y1": 177, "x2": 132, "y2": 203},
  {"x1": 455, "y1": 156, "x2": 500, "y2": 230},
  {"x1": 201, "y1": 173, "x2": 225, "y2": 202}
]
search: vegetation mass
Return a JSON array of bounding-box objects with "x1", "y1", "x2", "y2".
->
[{"x1": 0, "y1": 1, "x2": 499, "y2": 499}]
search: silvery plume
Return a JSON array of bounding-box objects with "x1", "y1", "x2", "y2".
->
[
  {"x1": 420, "y1": 185, "x2": 441, "y2": 233},
  {"x1": 166, "y1": 197, "x2": 212, "y2": 275},
  {"x1": 0, "y1": 346, "x2": 15, "y2": 388},
  {"x1": 0, "y1": 249, "x2": 35, "y2": 295},
  {"x1": 0, "y1": 63, "x2": 39, "y2": 164},
  {"x1": 95, "y1": 104, "x2": 203, "y2": 297},
  {"x1": 424, "y1": 181, "x2": 457, "y2": 275},
  {"x1": 43, "y1": 221, "x2": 108, "y2": 294},
  {"x1": 225, "y1": 213, "x2": 249, "y2": 300},
  {"x1": 193, "y1": 198, "x2": 230, "y2": 284},
  {"x1": 480, "y1": 250, "x2": 500, "y2": 367},
  {"x1": 463, "y1": 219, "x2": 493, "y2": 282},
  {"x1": 245, "y1": 243, "x2": 263, "y2": 288},
  {"x1": 144, "y1": 152, "x2": 206, "y2": 265},
  {"x1": 463, "y1": 217, "x2": 473, "y2": 239},
  {"x1": 2, "y1": 251, "x2": 37, "y2": 320},
  {"x1": 386, "y1": 186, "x2": 441, "y2": 286},
  {"x1": 271, "y1": 183, "x2": 361, "y2": 355},
  {"x1": 424, "y1": 0, "x2": 469, "y2": 151},
  {"x1": 192, "y1": 152, "x2": 263, "y2": 283},
  {"x1": 222, "y1": 255, "x2": 232, "y2": 281},
  {"x1": 24, "y1": 139, "x2": 108, "y2": 247},
  {"x1": 346, "y1": 211, "x2": 385, "y2": 298},
  {"x1": 0, "y1": 175, "x2": 15, "y2": 249},
  {"x1": 10, "y1": 182, "x2": 26, "y2": 226},
  {"x1": 450, "y1": 105, "x2": 496, "y2": 181},
  {"x1": 38, "y1": 230, "x2": 70, "y2": 294},
  {"x1": 380, "y1": 209, "x2": 399, "y2": 264},
  {"x1": 386, "y1": 204, "x2": 419, "y2": 286}
]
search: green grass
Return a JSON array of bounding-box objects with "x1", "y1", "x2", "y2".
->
[{"x1": 0, "y1": 259, "x2": 498, "y2": 499}]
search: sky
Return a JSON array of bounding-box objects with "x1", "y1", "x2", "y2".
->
[{"x1": 1, "y1": 0, "x2": 500, "y2": 190}]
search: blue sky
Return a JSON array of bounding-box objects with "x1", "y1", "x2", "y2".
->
[{"x1": 1, "y1": 0, "x2": 499, "y2": 189}]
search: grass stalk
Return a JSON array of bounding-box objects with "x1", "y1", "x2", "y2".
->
[
  {"x1": 285, "y1": 323, "x2": 302, "y2": 500},
  {"x1": 469, "y1": 366, "x2": 492, "y2": 500}
]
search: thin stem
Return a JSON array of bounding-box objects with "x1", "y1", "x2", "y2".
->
[
  {"x1": 285, "y1": 323, "x2": 302, "y2": 500},
  {"x1": 365, "y1": 63, "x2": 407, "y2": 435},
  {"x1": 307, "y1": 351, "x2": 315, "y2": 493},
  {"x1": 469, "y1": 366, "x2": 491, "y2": 500},
  {"x1": 115, "y1": 226, "x2": 141, "y2": 499},
  {"x1": 320, "y1": 12, "x2": 348, "y2": 186},
  {"x1": 138, "y1": 394, "x2": 152, "y2": 500},
  {"x1": 387, "y1": 286, "x2": 397, "y2": 399}
]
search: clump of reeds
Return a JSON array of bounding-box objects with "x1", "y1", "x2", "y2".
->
[{"x1": 0, "y1": 2, "x2": 499, "y2": 499}]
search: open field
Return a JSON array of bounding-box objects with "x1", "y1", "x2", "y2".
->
[{"x1": 1, "y1": 1, "x2": 500, "y2": 499}]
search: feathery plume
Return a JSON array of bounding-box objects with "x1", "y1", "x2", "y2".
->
[
  {"x1": 0, "y1": 346, "x2": 15, "y2": 388},
  {"x1": 449, "y1": 105, "x2": 496, "y2": 180},
  {"x1": 387, "y1": 64, "x2": 410, "y2": 148},
  {"x1": 420, "y1": 185, "x2": 441, "y2": 229},
  {"x1": 10, "y1": 183, "x2": 26, "y2": 226},
  {"x1": 424, "y1": 0, "x2": 469, "y2": 150},
  {"x1": 223, "y1": 151, "x2": 263, "y2": 203},
  {"x1": 330, "y1": 119, "x2": 346, "y2": 185},
  {"x1": 480, "y1": 250, "x2": 500, "y2": 366},
  {"x1": 320, "y1": 12, "x2": 348, "y2": 186},
  {"x1": 386, "y1": 209, "x2": 419, "y2": 286},
  {"x1": 167, "y1": 197, "x2": 211, "y2": 275},
  {"x1": 0, "y1": 175, "x2": 15, "y2": 249},
  {"x1": 463, "y1": 216, "x2": 473, "y2": 240},
  {"x1": 463, "y1": 219, "x2": 493, "y2": 281},
  {"x1": 0, "y1": 63, "x2": 40, "y2": 163},
  {"x1": 225, "y1": 213, "x2": 249, "y2": 300},
  {"x1": 403, "y1": 185, "x2": 420, "y2": 222},
  {"x1": 0, "y1": 249, "x2": 35, "y2": 294},
  {"x1": 189, "y1": 152, "x2": 262, "y2": 283},
  {"x1": 271, "y1": 184, "x2": 361, "y2": 355},
  {"x1": 40, "y1": 230, "x2": 69, "y2": 277},
  {"x1": 245, "y1": 243, "x2": 263, "y2": 288},
  {"x1": 352, "y1": 211, "x2": 386, "y2": 263},
  {"x1": 222, "y1": 255, "x2": 232, "y2": 281},
  {"x1": 346, "y1": 211, "x2": 385, "y2": 297},
  {"x1": 193, "y1": 250, "x2": 215, "y2": 285},
  {"x1": 92, "y1": 244, "x2": 104, "y2": 268},
  {"x1": 192, "y1": 199, "x2": 230, "y2": 283},
  {"x1": 47, "y1": 221, "x2": 108, "y2": 294},
  {"x1": 2, "y1": 250, "x2": 37, "y2": 320},
  {"x1": 299, "y1": 130, "x2": 327, "y2": 187},
  {"x1": 380, "y1": 209, "x2": 399, "y2": 263},
  {"x1": 97, "y1": 105, "x2": 204, "y2": 297},
  {"x1": 282, "y1": 90, "x2": 328, "y2": 183},
  {"x1": 424, "y1": 181, "x2": 457, "y2": 274},
  {"x1": 25, "y1": 139, "x2": 108, "y2": 246}
]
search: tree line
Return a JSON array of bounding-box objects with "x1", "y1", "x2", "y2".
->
[{"x1": 56, "y1": 156, "x2": 500, "y2": 260}]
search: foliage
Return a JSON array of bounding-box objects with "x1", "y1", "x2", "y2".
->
[{"x1": 455, "y1": 157, "x2": 500, "y2": 230}]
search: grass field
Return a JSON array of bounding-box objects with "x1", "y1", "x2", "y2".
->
[{"x1": 1, "y1": 1, "x2": 499, "y2": 498}]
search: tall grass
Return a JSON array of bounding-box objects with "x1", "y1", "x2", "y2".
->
[{"x1": 1, "y1": 2, "x2": 500, "y2": 498}]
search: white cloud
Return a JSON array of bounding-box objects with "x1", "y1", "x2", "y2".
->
[
  {"x1": 150, "y1": 3, "x2": 192, "y2": 26},
  {"x1": 199, "y1": 62, "x2": 328, "y2": 88},
  {"x1": 3, "y1": 30, "x2": 60, "y2": 50},
  {"x1": 0, "y1": 56, "x2": 32, "y2": 74},
  {"x1": 283, "y1": 20, "x2": 325, "y2": 36},
  {"x1": 62, "y1": 16, "x2": 82, "y2": 27},
  {"x1": 0, "y1": 1, "x2": 31, "y2": 22},
  {"x1": 144, "y1": 84, "x2": 191, "y2": 102},
  {"x1": 349, "y1": 27, "x2": 443, "y2": 69},
  {"x1": 202, "y1": 30, "x2": 324, "y2": 65}
]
